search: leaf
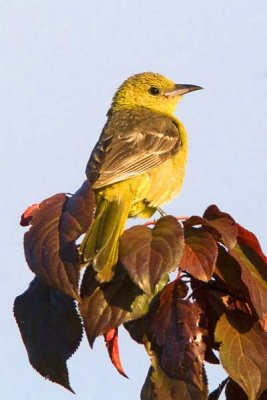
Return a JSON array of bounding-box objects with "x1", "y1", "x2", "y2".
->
[
  {"x1": 229, "y1": 225, "x2": 267, "y2": 329},
  {"x1": 147, "y1": 280, "x2": 206, "y2": 391},
  {"x1": 23, "y1": 180, "x2": 94, "y2": 300},
  {"x1": 124, "y1": 315, "x2": 148, "y2": 345},
  {"x1": 20, "y1": 203, "x2": 40, "y2": 226},
  {"x1": 119, "y1": 216, "x2": 184, "y2": 294},
  {"x1": 141, "y1": 366, "x2": 157, "y2": 400},
  {"x1": 225, "y1": 378, "x2": 248, "y2": 400},
  {"x1": 17, "y1": 201, "x2": 267, "y2": 399},
  {"x1": 208, "y1": 377, "x2": 229, "y2": 400},
  {"x1": 214, "y1": 246, "x2": 256, "y2": 317},
  {"x1": 237, "y1": 224, "x2": 267, "y2": 264},
  {"x1": 104, "y1": 328, "x2": 128, "y2": 378},
  {"x1": 190, "y1": 280, "x2": 222, "y2": 364},
  {"x1": 215, "y1": 245, "x2": 246, "y2": 294},
  {"x1": 203, "y1": 205, "x2": 238, "y2": 249},
  {"x1": 259, "y1": 390, "x2": 267, "y2": 399},
  {"x1": 141, "y1": 356, "x2": 208, "y2": 400},
  {"x1": 215, "y1": 311, "x2": 267, "y2": 400},
  {"x1": 13, "y1": 278, "x2": 83, "y2": 392},
  {"x1": 59, "y1": 180, "x2": 95, "y2": 249},
  {"x1": 180, "y1": 227, "x2": 218, "y2": 282},
  {"x1": 79, "y1": 263, "x2": 151, "y2": 346},
  {"x1": 183, "y1": 205, "x2": 238, "y2": 251}
]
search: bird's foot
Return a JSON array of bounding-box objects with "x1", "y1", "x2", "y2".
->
[{"x1": 157, "y1": 207, "x2": 166, "y2": 217}]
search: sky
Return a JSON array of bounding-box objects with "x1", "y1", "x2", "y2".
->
[{"x1": 1, "y1": 1, "x2": 267, "y2": 399}]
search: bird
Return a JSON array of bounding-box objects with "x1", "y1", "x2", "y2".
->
[{"x1": 79, "y1": 72, "x2": 202, "y2": 282}]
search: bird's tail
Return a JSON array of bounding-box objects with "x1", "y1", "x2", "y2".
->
[{"x1": 79, "y1": 194, "x2": 131, "y2": 282}]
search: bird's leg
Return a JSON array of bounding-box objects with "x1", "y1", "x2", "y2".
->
[
  {"x1": 157, "y1": 207, "x2": 166, "y2": 217},
  {"x1": 142, "y1": 212, "x2": 189, "y2": 227},
  {"x1": 142, "y1": 206, "x2": 166, "y2": 226},
  {"x1": 176, "y1": 268, "x2": 182, "y2": 280}
]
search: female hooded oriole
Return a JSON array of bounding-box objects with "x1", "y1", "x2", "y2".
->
[{"x1": 79, "y1": 72, "x2": 202, "y2": 281}]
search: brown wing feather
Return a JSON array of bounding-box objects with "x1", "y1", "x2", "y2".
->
[{"x1": 86, "y1": 108, "x2": 181, "y2": 188}]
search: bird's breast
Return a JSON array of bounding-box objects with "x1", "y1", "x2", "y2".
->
[{"x1": 145, "y1": 143, "x2": 187, "y2": 208}]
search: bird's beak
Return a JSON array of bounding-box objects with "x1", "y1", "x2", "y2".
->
[{"x1": 165, "y1": 84, "x2": 203, "y2": 97}]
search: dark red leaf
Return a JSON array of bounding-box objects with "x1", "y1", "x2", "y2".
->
[
  {"x1": 237, "y1": 224, "x2": 267, "y2": 264},
  {"x1": 204, "y1": 347, "x2": 220, "y2": 365},
  {"x1": 191, "y1": 280, "x2": 222, "y2": 364},
  {"x1": 215, "y1": 245, "x2": 246, "y2": 294},
  {"x1": 104, "y1": 328, "x2": 128, "y2": 378},
  {"x1": 23, "y1": 180, "x2": 94, "y2": 300},
  {"x1": 119, "y1": 216, "x2": 184, "y2": 294},
  {"x1": 203, "y1": 205, "x2": 238, "y2": 249},
  {"x1": 147, "y1": 280, "x2": 206, "y2": 390},
  {"x1": 14, "y1": 278, "x2": 83, "y2": 392},
  {"x1": 214, "y1": 246, "x2": 256, "y2": 318},
  {"x1": 180, "y1": 227, "x2": 218, "y2": 282},
  {"x1": 183, "y1": 215, "x2": 207, "y2": 229},
  {"x1": 60, "y1": 180, "x2": 95, "y2": 239},
  {"x1": 229, "y1": 225, "x2": 267, "y2": 330},
  {"x1": 79, "y1": 264, "x2": 150, "y2": 346},
  {"x1": 208, "y1": 377, "x2": 229, "y2": 400},
  {"x1": 124, "y1": 315, "x2": 148, "y2": 345},
  {"x1": 225, "y1": 379, "x2": 248, "y2": 400},
  {"x1": 20, "y1": 203, "x2": 40, "y2": 226}
]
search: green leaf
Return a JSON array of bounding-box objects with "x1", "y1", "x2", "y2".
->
[
  {"x1": 180, "y1": 227, "x2": 218, "y2": 282},
  {"x1": 119, "y1": 216, "x2": 184, "y2": 294},
  {"x1": 215, "y1": 311, "x2": 267, "y2": 400},
  {"x1": 141, "y1": 366, "x2": 157, "y2": 400},
  {"x1": 14, "y1": 278, "x2": 83, "y2": 392},
  {"x1": 141, "y1": 355, "x2": 208, "y2": 400},
  {"x1": 23, "y1": 181, "x2": 94, "y2": 300}
]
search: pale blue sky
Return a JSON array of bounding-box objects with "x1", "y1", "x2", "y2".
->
[{"x1": 1, "y1": 1, "x2": 267, "y2": 399}]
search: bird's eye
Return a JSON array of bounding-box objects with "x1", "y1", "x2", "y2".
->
[{"x1": 148, "y1": 86, "x2": 160, "y2": 96}]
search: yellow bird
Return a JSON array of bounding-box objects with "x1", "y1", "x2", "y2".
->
[{"x1": 80, "y1": 72, "x2": 202, "y2": 281}]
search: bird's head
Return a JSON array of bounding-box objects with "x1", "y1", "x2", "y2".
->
[{"x1": 109, "y1": 72, "x2": 202, "y2": 116}]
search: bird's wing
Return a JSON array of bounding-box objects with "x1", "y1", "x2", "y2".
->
[{"x1": 86, "y1": 111, "x2": 181, "y2": 188}]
